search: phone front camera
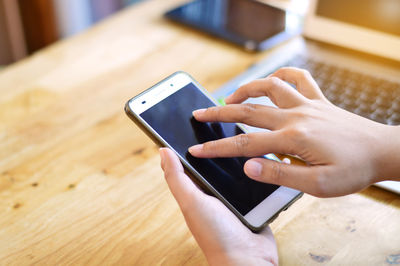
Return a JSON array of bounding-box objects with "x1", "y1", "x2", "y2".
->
[{"x1": 142, "y1": 101, "x2": 146, "y2": 104}]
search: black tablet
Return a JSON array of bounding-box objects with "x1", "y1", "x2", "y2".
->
[{"x1": 164, "y1": 0, "x2": 301, "y2": 52}]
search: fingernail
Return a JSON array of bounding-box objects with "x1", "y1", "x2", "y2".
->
[
  {"x1": 188, "y1": 144, "x2": 203, "y2": 155},
  {"x1": 192, "y1": 109, "x2": 206, "y2": 117},
  {"x1": 245, "y1": 160, "x2": 262, "y2": 177}
]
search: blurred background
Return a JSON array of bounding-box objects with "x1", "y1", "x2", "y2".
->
[{"x1": 0, "y1": 0, "x2": 144, "y2": 66}]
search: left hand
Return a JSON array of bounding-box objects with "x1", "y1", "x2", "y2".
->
[{"x1": 159, "y1": 148, "x2": 278, "y2": 266}]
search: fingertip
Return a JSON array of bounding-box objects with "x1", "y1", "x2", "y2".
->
[
  {"x1": 244, "y1": 159, "x2": 262, "y2": 179},
  {"x1": 188, "y1": 144, "x2": 203, "y2": 156},
  {"x1": 192, "y1": 108, "x2": 206, "y2": 119},
  {"x1": 160, "y1": 148, "x2": 184, "y2": 176},
  {"x1": 160, "y1": 148, "x2": 174, "y2": 174},
  {"x1": 225, "y1": 89, "x2": 245, "y2": 104},
  {"x1": 224, "y1": 93, "x2": 235, "y2": 104}
]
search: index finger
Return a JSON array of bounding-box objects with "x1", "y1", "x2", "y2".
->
[
  {"x1": 193, "y1": 103, "x2": 286, "y2": 130},
  {"x1": 188, "y1": 131, "x2": 293, "y2": 158}
]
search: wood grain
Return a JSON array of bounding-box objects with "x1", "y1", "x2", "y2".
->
[{"x1": 0, "y1": 0, "x2": 399, "y2": 265}]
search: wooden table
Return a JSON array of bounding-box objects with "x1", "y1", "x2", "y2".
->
[{"x1": 1, "y1": 0, "x2": 399, "y2": 265}]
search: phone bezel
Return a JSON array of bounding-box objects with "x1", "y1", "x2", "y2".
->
[{"x1": 125, "y1": 71, "x2": 302, "y2": 231}]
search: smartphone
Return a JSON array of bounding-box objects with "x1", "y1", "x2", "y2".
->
[
  {"x1": 164, "y1": 0, "x2": 301, "y2": 51},
  {"x1": 125, "y1": 71, "x2": 302, "y2": 231}
]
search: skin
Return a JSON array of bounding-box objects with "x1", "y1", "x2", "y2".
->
[
  {"x1": 189, "y1": 67, "x2": 400, "y2": 197},
  {"x1": 159, "y1": 67, "x2": 400, "y2": 264},
  {"x1": 160, "y1": 148, "x2": 278, "y2": 266}
]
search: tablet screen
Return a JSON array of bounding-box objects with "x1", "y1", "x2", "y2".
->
[{"x1": 165, "y1": 0, "x2": 296, "y2": 51}]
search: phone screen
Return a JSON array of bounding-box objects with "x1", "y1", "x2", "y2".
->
[{"x1": 140, "y1": 82, "x2": 279, "y2": 215}]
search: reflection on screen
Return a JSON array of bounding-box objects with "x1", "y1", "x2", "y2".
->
[
  {"x1": 141, "y1": 83, "x2": 279, "y2": 215},
  {"x1": 316, "y1": 0, "x2": 400, "y2": 36}
]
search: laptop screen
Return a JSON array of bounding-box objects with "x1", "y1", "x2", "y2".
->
[{"x1": 316, "y1": 0, "x2": 400, "y2": 37}]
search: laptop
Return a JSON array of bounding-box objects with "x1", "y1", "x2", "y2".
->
[{"x1": 213, "y1": 0, "x2": 400, "y2": 194}]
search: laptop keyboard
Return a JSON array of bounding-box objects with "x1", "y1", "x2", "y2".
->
[{"x1": 279, "y1": 57, "x2": 400, "y2": 125}]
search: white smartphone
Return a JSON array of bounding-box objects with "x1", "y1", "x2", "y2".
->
[{"x1": 125, "y1": 71, "x2": 302, "y2": 231}]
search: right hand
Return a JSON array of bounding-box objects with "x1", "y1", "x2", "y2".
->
[{"x1": 189, "y1": 67, "x2": 400, "y2": 197}]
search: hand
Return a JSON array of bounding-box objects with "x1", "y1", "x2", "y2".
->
[
  {"x1": 189, "y1": 67, "x2": 400, "y2": 197},
  {"x1": 159, "y1": 148, "x2": 278, "y2": 266}
]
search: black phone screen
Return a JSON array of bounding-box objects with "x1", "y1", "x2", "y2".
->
[{"x1": 140, "y1": 82, "x2": 279, "y2": 215}]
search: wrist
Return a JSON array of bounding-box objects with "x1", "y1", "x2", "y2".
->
[{"x1": 373, "y1": 125, "x2": 400, "y2": 182}]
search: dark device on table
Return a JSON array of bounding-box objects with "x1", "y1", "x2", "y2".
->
[
  {"x1": 164, "y1": 0, "x2": 300, "y2": 51},
  {"x1": 125, "y1": 71, "x2": 302, "y2": 231}
]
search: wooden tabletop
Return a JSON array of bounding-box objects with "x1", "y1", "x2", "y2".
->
[{"x1": 1, "y1": 0, "x2": 399, "y2": 265}]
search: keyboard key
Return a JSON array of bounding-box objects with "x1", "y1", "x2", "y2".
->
[{"x1": 284, "y1": 55, "x2": 400, "y2": 125}]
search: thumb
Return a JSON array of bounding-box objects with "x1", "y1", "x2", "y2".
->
[
  {"x1": 244, "y1": 158, "x2": 324, "y2": 196},
  {"x1": 160, "y1": 148, "x2": 203, "y2": 210}
]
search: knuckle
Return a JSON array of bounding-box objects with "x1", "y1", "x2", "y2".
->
[
  {"x1": 234, "y1": 134, "x2": 250, "y2": 155},
  {"x1": 266, "y1": 77, "x2": 283, "y2": 101},
  {"x1": 268, "y1": 76, "x2": 283, "y2": 88},
  {"x1": 299, "y1": 69, "x2": 312, "y2": 79},
  {"x1": 282, "y1": 126, "x2": 312, "y2": 152},
  {"x1": 285, "y1": 126, "x2": 310, "y2": 141},
  {"x1": 290, "y1": 108, "x2": 308, "y2": 121},
  {"x1": 267, "y1": 162, "x2": 285, "y2": 184},
  {"x1": 239, "y1": 104, "x2": 257, "y2": 122},
  {"x1": 203, "y1": 140, "x2": 218, "y2": 155},
  {"x1": 208, "y1": 106, "x2": 222, "y2": 120},
  {"x1": 311, "y1": 171, "x2": 330, "y2": 197}
]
